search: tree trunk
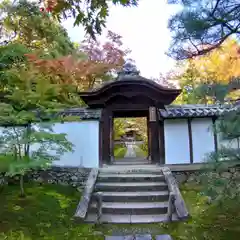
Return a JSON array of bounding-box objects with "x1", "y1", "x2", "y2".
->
[
  {"x1": 19, "y1": 175, "x2": 25, "y2": 198},
  {"x1": 24, "y1": 123, "x2": 31, "y2": 156}
]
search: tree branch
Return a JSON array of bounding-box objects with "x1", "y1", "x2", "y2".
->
[{"x1": 210, "y1": 0, "x2": 221, "y2": 17}]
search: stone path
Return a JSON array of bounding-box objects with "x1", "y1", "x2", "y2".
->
[
  {"x1": 124, "y1": 142, "x2": 137, "y2": 158},
  {"x1": 105, "y1": 234, "x2": 172, "y2": 240}
]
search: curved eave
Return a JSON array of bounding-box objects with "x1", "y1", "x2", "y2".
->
[
  {"x1": 79, "y1": 79, "x2": 181, "y2": 107},
  {"x1": 79, "y1": 79, "x2": 181, "y2": 96}
]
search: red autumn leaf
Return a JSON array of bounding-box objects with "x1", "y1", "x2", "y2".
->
[{"x1": 25, "y1": 31, "x2": 129, "y2": 90}]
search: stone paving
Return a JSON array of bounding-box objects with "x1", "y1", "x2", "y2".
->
[
  {"x1": 105, "y1": 234, "x2": 172, "y2": 240},
  {"x1": 124, "y1": 142, "x2": 137, "y2": 158}
]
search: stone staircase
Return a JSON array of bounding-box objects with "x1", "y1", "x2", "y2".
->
[
  {"x1": 112, "y1": 158, "x2": 150, "y2": 165},
  {"x1": 84, "y1": 165, "x2": 180, "y2": 223}
]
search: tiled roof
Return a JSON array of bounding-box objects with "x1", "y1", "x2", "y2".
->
[
  {"x1": 160, "y1": 104, "x2": 239, "y2": 118},
  {"x1": 60, "y1": 108, "x2": 102, "y2": 119},
  {"x1": 59, "y1": 104, "x2": 239, "y2": 120},
  {"x1": 0, "y1": 108, "x2": 102, "y2": 126}
]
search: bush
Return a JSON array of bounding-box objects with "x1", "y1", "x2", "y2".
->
[{"x1": 114, "y1": 144, "x2": 127, "y2": 159}]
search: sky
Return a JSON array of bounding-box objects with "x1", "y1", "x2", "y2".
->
[{"x1": 61, "y1": 0, "x2": 180, "y2": 79}]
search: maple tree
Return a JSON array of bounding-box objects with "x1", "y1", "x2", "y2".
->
[
  {"x1": 173, "y1": 39, "x2": 240, "y2": 104},
  {"x1": 24, "y1": 54, "x2": 116, "y2": 92},
  {"x1": 0, "y1": 1, "x2": 74, "y2": 56},
  {"x1": 24, "y1": 30, "x2": 129, "y2": 91},
  {"x1": 81, "y1": 31, "x2": 129, "y2": 66},
  {"x1": 0, "y1": 60, "x2": 82, "y2": 197},
  {"x1": 152, "y1": 72, "x2": 179, "y2": 89},
  {"x1": 80, "y1": 30, "x2": 130, "y2": 89},
  {"x1": 0, "y1": 0, "x2": 131, "y2": 197},
  {"x1": 38, "y1": 0, "x2": 138, "y2": 39}
]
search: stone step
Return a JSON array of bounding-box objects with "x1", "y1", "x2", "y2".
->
[
  {"x1": 156, "y1": 235, "x2": 173, "y2": 240},
  {"x1": 105, "y1": 235, "x2": 173, "y2": 240},
  {"x1": 92, "y1": 191, "x2": 169, "y2": 202},
  {"x1": 98, "y1": 174, "x2": 165, "y2": 182},
  {"x1": 105, "y1": 235, "x2": 151, "y2": 240},
  {"x1": 105, "y1": 234, "x2": 172, "y2": 240},
  {"x1": 89, "y1": 201, "x2": 168, "y2": 215},
  {"x1": 85, "y1": 213, "x2": 179, "y2": 223},
  {"x1": 113, "y1": 161, "x2": 150, "y2": 165},
  {"x1": 116, "y1": 157, "x2": 148, "y2": 161},
  {"x1": 113, "y1": 158, "x2": 149, "y2": 161},
  {"x1": 100, "y1": 167, "x2": 163, "y2": 175},
  {"x1": 95, "y1": 182, "x2": 168, "y2": 192},
  {"x1": 105, "y1": 236, "x2": 134, "y2": 240}
]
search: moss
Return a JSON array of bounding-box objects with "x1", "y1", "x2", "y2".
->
[
  {"x1": 0, "y1": 183, "x2": 103, "y2": 240},
  {"x1": 0, "y1": 183, "x2": 240, "y2": 239},
  {"x1": 134, "y1": 145, "x2": 148, "y2": 158},
  {"x1": 114, "y1": 144, "x2": 127, "y2": 159}
]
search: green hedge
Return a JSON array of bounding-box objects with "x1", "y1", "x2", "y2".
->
[{"x1": 114, "y1": 144, "x2": 127, "y2": 159}]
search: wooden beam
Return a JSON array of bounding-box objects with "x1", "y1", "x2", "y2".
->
[
  {"x1": 187, "y1": 118, "x2": 194, "y2": 164},
  {"x1": 159, "y1": 120, "x2": 165, "y2": 164},
  {"x1": 98, "y1": 115, "x2": 103, "y2": 167},
  {"x1": 101, "y1": 108, "x2": 111, "y2": 164},
  {"x1": 162, "y1": 167, "x2": 189, "y2": 220},
  {"x1": 74, "y1": 168, "x2": 99, "y2": 219},
  {"x1": 109, "y1": 115, "x2": 114, "y2": 163},
  {"x1": 148, "y1": 106, "x2": 160, "y2": 163},
  {"x1": 109, "y1": 103, "x2": 150, "y2": 111},
  {"x1": 147, "y1": 116, "x2": 151, "y2": 161}
]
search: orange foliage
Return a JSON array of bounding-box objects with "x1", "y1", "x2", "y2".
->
[
  {"x1": 44, "y1": 0, "x2": 58, "y2": 11},
  {"x1": 25, "y1": 31, "x2": 129, "y2": 90},
  {"x1": 189, "y1": 39, "x2": 240, "y2": 84},
  {"x1": 24, "y1": 54, "x2": 118, "y2": 90}
]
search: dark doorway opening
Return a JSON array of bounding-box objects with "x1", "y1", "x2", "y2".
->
[
  {"x1": 113, "y1": 117, "x2": 148, "y2": 164},
  {"x1": 99, "y1": 106, "x2": 165, "y2": 166}
]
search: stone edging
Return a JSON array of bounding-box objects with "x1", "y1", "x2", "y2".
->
[
  {"x1": 1, "y1": 165, "x2": 240, "y2": 189},
  {"x1": 162, "y1": 167, "x2": 189, "y2": 220},
  {"x1": 173, "y1": 166, "x2": 240, "y2": 184},
  {"x1": 0, "y1": 166, "x2": 91, "y2": 190},
  {"x1": 74, "y1": 168, "x2": 99, "y2": 219}
]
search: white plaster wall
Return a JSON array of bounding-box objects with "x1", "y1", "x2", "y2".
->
[
  {"x1": 0, "y1": 127, "x2": 6, "y2": 153},
  {"x1": 0, "y1": 126, "x2": 25, "y2": 153},
  {"x1": 0, "y1": 121, "x2": 100, "y2": 168},
  {"x1": 164, "y1": 119, "x2": 190, "y2": 164},
  {"x1": 51, "y1": 121, "x2": 99, "y2": 168},
  {"x1": 191, "y1": 118, "x2": 215, "y2": 163}
]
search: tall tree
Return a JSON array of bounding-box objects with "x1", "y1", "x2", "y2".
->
[
  {"x1": 0, "y1": 1, "x2": 130, "y2": 93},
  {"x1": 173, "y1": 39, "x2": 240, "y2": 104},
  {"x1": 168, "y1": 0, "x2": 240, "y2": 208},
  {"x1": 0, "y1": 60, "x2": 81, "y2": 197},
  {"x1": 189, "y1": 39, "x2": 240, "y2": 84},
  {"x1": 80, "y1": 30, "x2": 130, "y2": 89},
  {"x1": 0, "y1": 0, "x2": 75, "y2": 57},
  {"x1": 22, "y1": 30, "x2": 130, "y2": 92},
  {"x1": 168, "y1": 0, "x2": 240, "y2": 59}
]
